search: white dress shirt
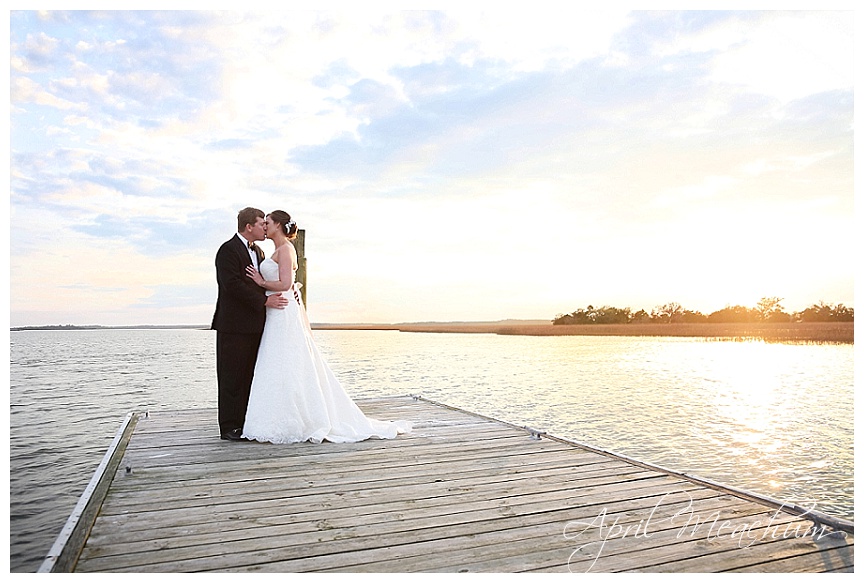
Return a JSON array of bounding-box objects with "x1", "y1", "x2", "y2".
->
[{"x1": 236, "y1": 233, "x2": 259, "y2": 268}]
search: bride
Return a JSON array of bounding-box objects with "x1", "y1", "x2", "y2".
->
[{"x1": 241, "y1": 210, "x2": 410, "y2": 444}]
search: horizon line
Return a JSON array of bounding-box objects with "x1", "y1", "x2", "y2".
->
[{"x1": 9, "y1": 319, "x2": 553, "y2": 330}]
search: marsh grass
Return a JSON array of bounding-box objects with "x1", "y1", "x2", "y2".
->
[{"x1": 321, "y1": 321, "x2": 854, "y2": 344}]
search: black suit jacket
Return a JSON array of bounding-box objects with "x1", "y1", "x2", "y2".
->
[{"x1": 211, "y1": 235, "x2": 267, "y2": 334}]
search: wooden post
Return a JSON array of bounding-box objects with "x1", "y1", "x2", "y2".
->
[{"x1": 294, "y1": 229, "x2": 307, "y2": 306}]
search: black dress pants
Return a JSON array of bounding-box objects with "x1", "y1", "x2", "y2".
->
[{"x1": 216, "y1": 331, "x2": 262, "y2": 434}]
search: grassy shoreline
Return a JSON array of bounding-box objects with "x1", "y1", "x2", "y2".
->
[
  {"x1": 12, "y1": 321, "x2": 853, "y2": 344},
  {"x1": 313, "y1": 321, "x2": 854, "y2": 344}
]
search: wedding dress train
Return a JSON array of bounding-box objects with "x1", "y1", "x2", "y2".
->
[{"x1": 242, "y1": 258, "x2": 410, "y2": 444}]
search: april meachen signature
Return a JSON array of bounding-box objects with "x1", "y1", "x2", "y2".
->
[{"x1": 562, "y1": 491, "x2": 843, "y2": 573}]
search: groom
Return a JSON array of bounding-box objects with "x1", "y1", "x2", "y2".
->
[{"x1": 212, "y1": 207, "x2": 288, "y2": 440}]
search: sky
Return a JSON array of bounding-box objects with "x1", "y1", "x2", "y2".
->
[{"x1": 6, "y1": 7, "x2": 856, "y2": 326}]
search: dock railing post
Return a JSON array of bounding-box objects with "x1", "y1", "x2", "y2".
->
[{"x1": 295, "y1": 228, "x2": 307, "y2": 306}]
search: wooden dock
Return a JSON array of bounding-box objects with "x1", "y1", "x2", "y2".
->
[{"x1": 41, "y1": 396, "x2": 853, "y2": 573}]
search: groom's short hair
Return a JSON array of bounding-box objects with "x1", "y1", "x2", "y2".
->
[{"x1": 237, "y1": 207, "x2": 265, "y2": 231}]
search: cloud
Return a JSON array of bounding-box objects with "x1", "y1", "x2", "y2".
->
[
  {"x1": 11, "y1": 76, "x2": 81, "y2": 110},
  {"x1": 8, "y1": 10, "x2": 854, "y2": 326},
  {"x1": 12, "y1": 31, "x2": 61, "y2": 71},
  {"x1": 707, "y1": 12, "x2": 853, "y2": 102}
]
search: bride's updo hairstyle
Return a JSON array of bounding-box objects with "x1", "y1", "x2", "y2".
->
[{"x1": 268, "y1": 210, "x2": 298, "y2": 240}]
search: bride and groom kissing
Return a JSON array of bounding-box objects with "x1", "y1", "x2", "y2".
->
[{"x1": 211, "y1": 207, "x2": 410, "y2": 444}]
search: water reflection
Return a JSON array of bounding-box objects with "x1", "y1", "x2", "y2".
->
[
  {"x1": 9, "y1": 329, "x2": 853, "y2": 572},
  {"x1": 701, "y1": 344, "x2": 787, "y2": 469},
  {"x1": 318, "y1": 331, "x2": 853, "y2": 520}
]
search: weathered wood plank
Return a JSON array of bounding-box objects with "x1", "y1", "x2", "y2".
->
[
  {"x1": 311, "y1": 491, "x2": 752, "y2": 572},
  {"x1": 98, "y1": 456, "x2": 644, "y2": 515},
  {"x1": 66, "y1": 397, "x2": 853, "y2": 573},
  {"x1": 80, "y1": 477, "x2": 708, "y2": 567},
  {"x1": 85, "y1": 473, "x2": 701, "y2": 555}
]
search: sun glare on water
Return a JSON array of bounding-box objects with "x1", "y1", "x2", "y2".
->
[{"x1": 704, "y1": 341, "x2": 805, "y2": 460}]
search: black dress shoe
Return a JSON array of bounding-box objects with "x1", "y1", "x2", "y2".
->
[{"x1": 220, "y1": 428, "x2": 245, "y2": 441}]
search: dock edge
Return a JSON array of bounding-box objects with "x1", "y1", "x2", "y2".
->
[
  {"x1": 37, "y1": 411, "x2": 140, "y2": 573},
  {"x1": 413, "y1": 395, "x2": 854, "y2": 535}
]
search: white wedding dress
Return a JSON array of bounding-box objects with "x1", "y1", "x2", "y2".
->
[{"x1": 242, "y1": 258, "x2": 411, "y2": 444}]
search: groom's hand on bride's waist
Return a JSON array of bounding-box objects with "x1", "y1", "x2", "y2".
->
[{"x1": 265, "y1": 293, "x2": 289, "y2": 309}]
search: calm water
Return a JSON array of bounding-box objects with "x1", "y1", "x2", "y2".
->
[{"x1": 8, "y1": 329, "x2": 854, "y2": 572}]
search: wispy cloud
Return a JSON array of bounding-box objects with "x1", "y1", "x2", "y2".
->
[{"x1": 9, "y1": 9, "x2": 853, "y2": 325}]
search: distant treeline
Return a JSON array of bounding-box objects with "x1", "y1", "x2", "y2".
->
[{"x1": 553, "y1": 298, "x2": 854, "y2": 325}]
